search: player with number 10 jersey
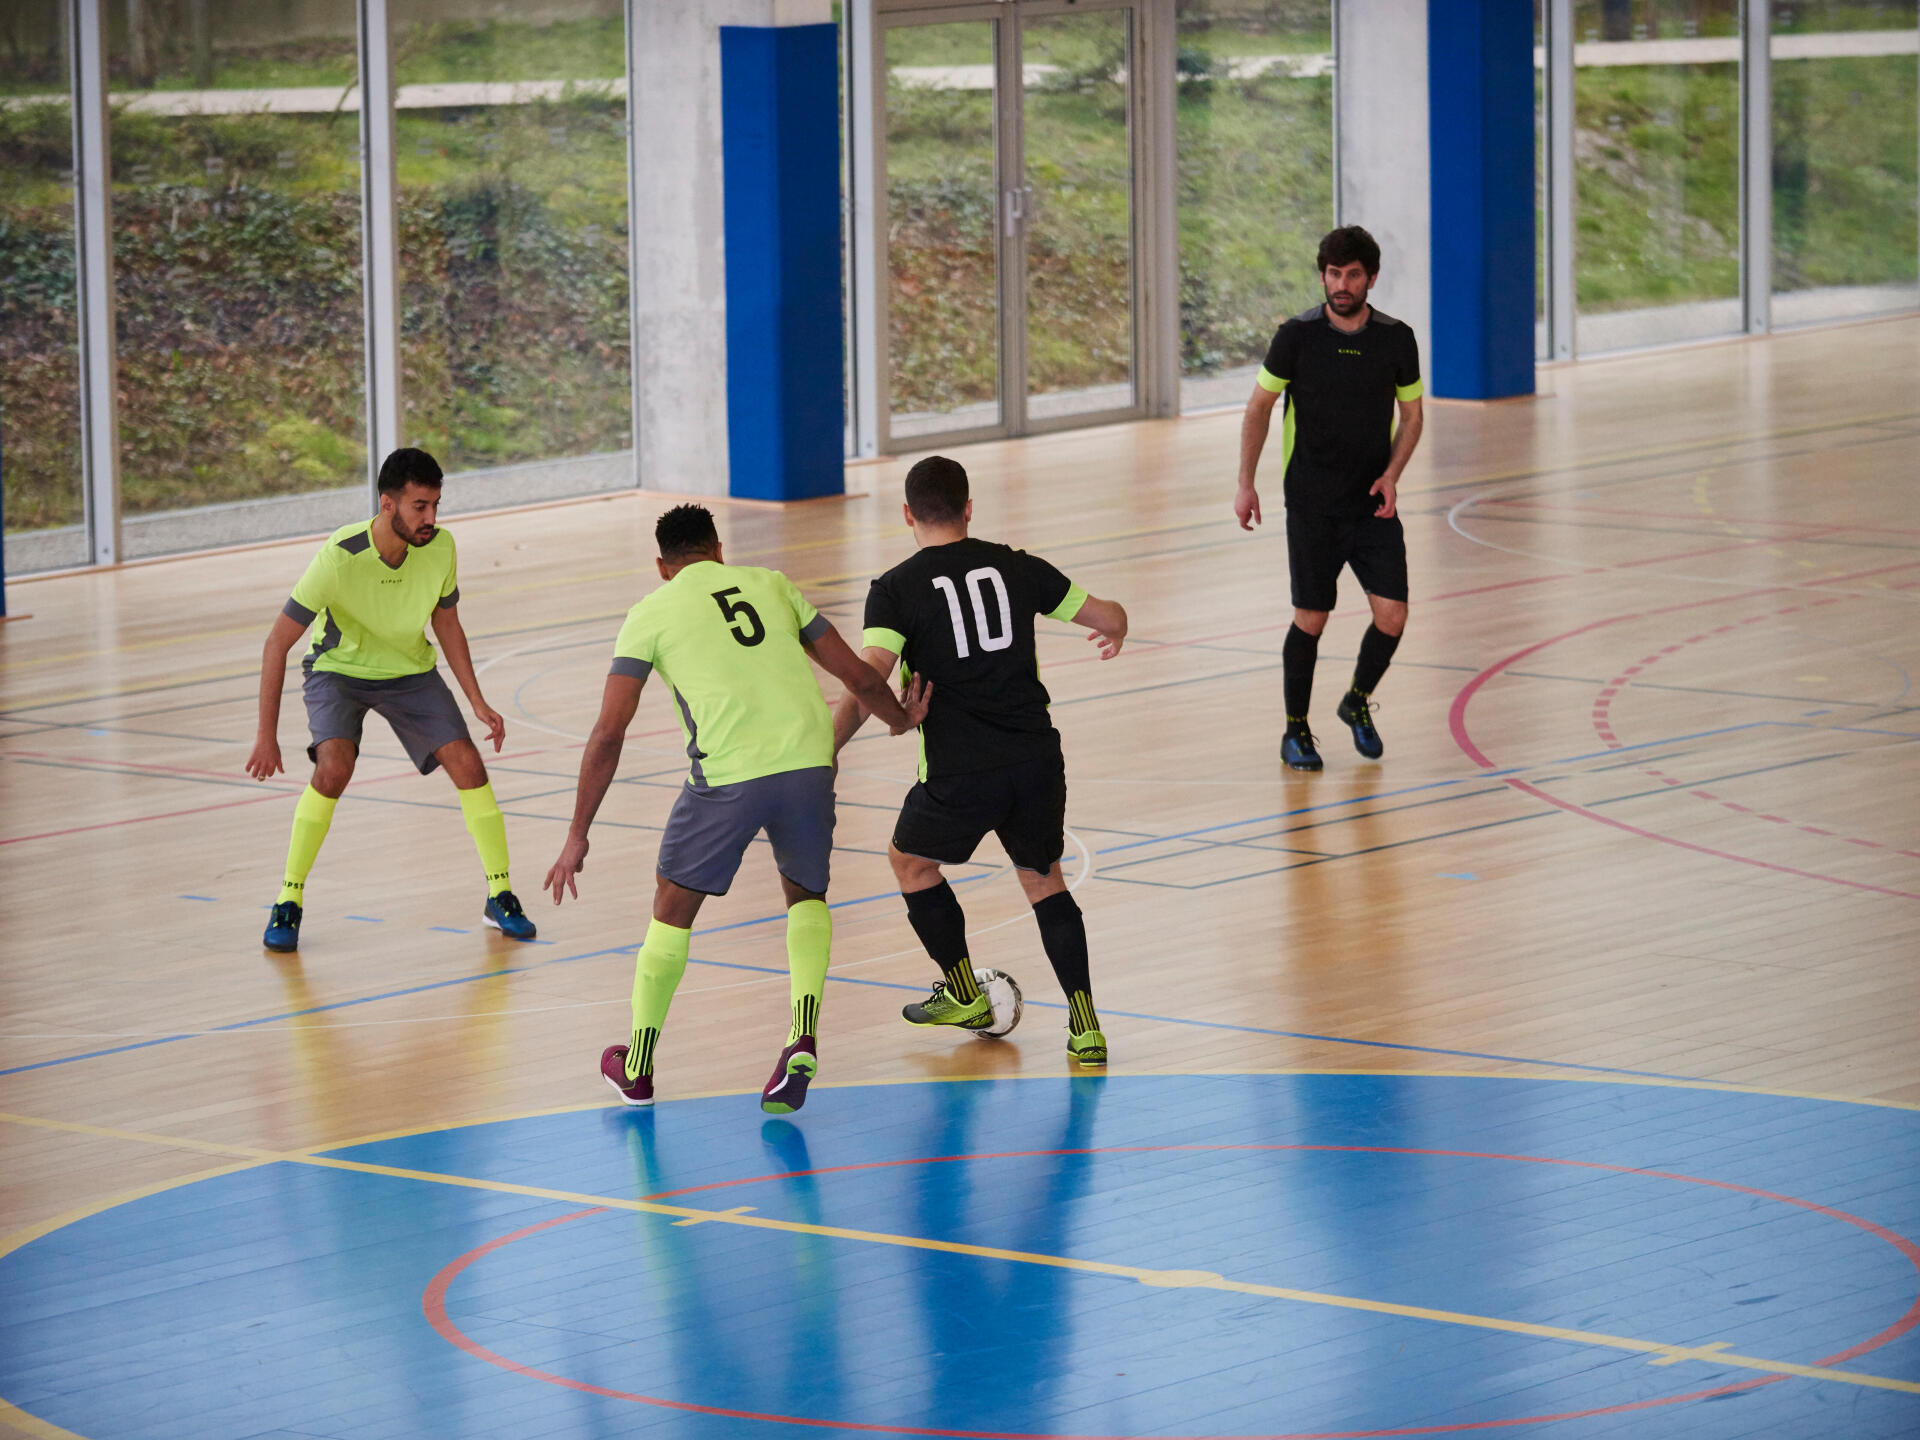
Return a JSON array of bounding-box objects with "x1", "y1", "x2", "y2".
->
[{"x1": 834, "y1": 456, "x2": 1129, "y2": 1066}]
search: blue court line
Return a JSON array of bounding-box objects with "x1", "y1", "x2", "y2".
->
[
  {"x1": 1091, "y1": 719, "x2": 1858, "y2": 861},
  {"x1": 679, "y1": 956, "x2": 1707, "y2": 1083},
  {"x1": 0, "y1": 879, "x2": 986, "y2": 1078}
]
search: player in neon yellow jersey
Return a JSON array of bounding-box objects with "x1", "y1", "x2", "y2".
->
[
  {"x1": 245, "y1": 448, "x2": 534, "y2": 950},
  {"x1": 544, "y1": 504, "x2": 929, "y2": 1113}
]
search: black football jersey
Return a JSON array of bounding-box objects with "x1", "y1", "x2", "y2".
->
[{"x1": 862, "y1": 537, "x2": 1086, "y2": 779}]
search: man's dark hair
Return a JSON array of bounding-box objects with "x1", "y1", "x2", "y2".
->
[
  {"x1": 655, "y1": 503, "x2": 721, "y2": 561},
  {"x1": 377, "y1": 447, "x2": 443, "y2": 496},
  {"x1": 1316, "y1": 225, "x2": 1381, "y2": 277},
  {"x1": 904, "y1": 455, "x2": 969, "y2": 525}
]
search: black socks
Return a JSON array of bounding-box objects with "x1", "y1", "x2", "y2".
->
[
  {"x1": 903, "y1": 880, "x2": 979, "y2": 1002},
  {"x1": 1282, "y1": 624, "x2": 1320, "y2": 725},
  {"x1": 1352, "y1": 624, "x2": 1401, "y2": 697},
  {"x1": 1033, "y1": 890, "x2": 1100, "y2": 1036}
]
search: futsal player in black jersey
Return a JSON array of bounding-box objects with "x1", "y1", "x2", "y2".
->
[
  {"x1": 1234, "y1": 225, "x2": 1425, "y2": 770},
  {"x1": 832, "y1": 456, "x2": 1129, "y2": 1065}
]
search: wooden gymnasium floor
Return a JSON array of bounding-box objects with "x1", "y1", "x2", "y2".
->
[{"x1": 3, "y1": 317, "x2": 1920, "y2": 1440}]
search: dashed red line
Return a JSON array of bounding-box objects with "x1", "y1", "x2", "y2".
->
[{"x1": 1447, "y1": 590, "x2": 1920, "y2": 900}]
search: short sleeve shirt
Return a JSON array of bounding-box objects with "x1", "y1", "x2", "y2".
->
[
  {"x1": 283, "y1": 521, "x2": 460, "y2": 680},
  {"x1": 862, "y1": 537, "x2": 1088, "y2": 780},
  {"x1": 611, "y1": 560, "x2": 834, "y2": 788},
  {"x1": 1256, "y1": 305, "x2": 1423, "y2": 518}
]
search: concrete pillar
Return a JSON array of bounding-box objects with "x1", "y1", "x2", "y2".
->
[
  {"x1": 628, "y1": 0, "x2": 836, "y2": 500},
  {"x1": 1336, "y1": 2, "x2": 1432, "y2": 357},
  {"x1": 1427, "y1": 0, "x2": 1535, "y2": 399}
]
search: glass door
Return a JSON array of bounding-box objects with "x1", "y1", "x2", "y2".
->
[
  {"x1": 883, "y1": 17, "x2": 1006, "y2": 443},
  {"x1": 1018, "y1": 7, "x2": 1138, "y2": 428},
  {"x1": 877, "y1": 1, "x2": 1142, "y2": 450}
]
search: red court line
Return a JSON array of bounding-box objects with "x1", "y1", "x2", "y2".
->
[
  {"x1": 1448, "y1": 590, "x2": 1920, "y2": 900},
  {"x1": 422, "y1": 1143, "x2": 1920, "y2": 1439}
]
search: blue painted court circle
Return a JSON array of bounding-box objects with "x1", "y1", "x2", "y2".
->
[{"x1": 5, "y1": 1073, "x2": 1920, "y2": 1440}]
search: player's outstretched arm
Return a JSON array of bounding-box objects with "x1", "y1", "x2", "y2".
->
[
  {"x1": 545, "y1": 672, "x2": 644, "y2": 905},
  {"x1": 1066, "y1": 595, "x2": 1129, "y2": 661},
  {"x1": 246, "y1": 611, "x2": 308, "y2": 781},
  {"x1": 806, "y1": 623, "x2": 930, "y2": 737},
  {"x1": 1236, "y1": 385, "x2": 1280, "y2": 530},
  {"x1": 831, "y1": 645, "x2": 901, "y2": 754},
  {"x1": 431, "y1": 604, "x2": 505, "y2": 751}
]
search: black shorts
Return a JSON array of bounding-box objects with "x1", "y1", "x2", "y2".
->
[
  {"x1": 892, "y1": 750, "x2": 1067, "y2": 874},
  {"x1": 1285, "y1": 510, "x2": 1408, "y2": 612}
]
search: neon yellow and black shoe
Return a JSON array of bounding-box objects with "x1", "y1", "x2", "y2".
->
[
  {"x1": 902, "y1": 981, "x2": 995, "y2": 1030},
  {"x1": 1067, "y1": 1029, "x2": 1108, "y2": 1066}
]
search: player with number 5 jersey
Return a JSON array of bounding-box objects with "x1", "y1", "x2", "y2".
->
[
  {"x1": 543, "y1": 505, "x2": 928, "y2": 1114},
  {"x1": 833, "y1": 456, "x2": 1129, "y2": 1066}
]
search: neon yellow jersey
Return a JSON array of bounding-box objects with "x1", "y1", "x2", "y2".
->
[
  {"x1": 284, "y1": 521, "x2": 459, "y2": 680},
  {"x1": 611, "y1": 560, "x2": 834, "y2": 787}
]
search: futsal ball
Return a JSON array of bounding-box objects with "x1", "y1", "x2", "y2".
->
[{"x1": 972, "y1": 968, "x2": 1024, "y2": 1038}]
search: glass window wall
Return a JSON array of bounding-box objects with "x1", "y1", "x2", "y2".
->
[
  {"x1": 106, "y1": 0, "x2": 369, "y2": 559},
  {"x1": 1174, "y1": 0, "x2": 1334, "y2": 411},
  {"x1": 1770, "y1": 0, "x2": 1919, "y2": 327},
  {"x1": 2, "y1": 1, "x2": 90, "y2": 573},
  {"x1": 1571, "y1": 0, "x2": 1744, "y2": 352},
  {"x1": 391, "y1": 0, "x2": 632, "y2": 514}
]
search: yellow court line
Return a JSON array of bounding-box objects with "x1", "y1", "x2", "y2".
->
[{"x1": 3, "y1": 1105, "x2": 1917, "y2": 1399}]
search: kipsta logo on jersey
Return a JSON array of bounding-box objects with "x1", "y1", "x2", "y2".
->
[{"x1": 1338, "y1": 346, "x2": 1362, "y2": 356}]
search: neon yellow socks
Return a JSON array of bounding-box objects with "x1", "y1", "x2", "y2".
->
[
  {"x1": 628, "y1": 919, "x2": 691, "y2": 1081},
  {"x1": 457, "y1": 782, "x2": 512, "y2": 896},
  {"x1": 278, "y1": 786, "x2": 338, "y2": 904},
  {"x1": 785, "y1": 899, "x2": 832, "y2": 1043}
]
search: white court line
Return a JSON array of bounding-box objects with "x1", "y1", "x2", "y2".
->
[{"x1": 1445, "y1": 494, "x2": 1920, "y2": 605}]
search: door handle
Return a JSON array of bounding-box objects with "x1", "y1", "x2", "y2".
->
[{"x1": 1003, "y1": 184, "x2": 1035, "y2": 237}]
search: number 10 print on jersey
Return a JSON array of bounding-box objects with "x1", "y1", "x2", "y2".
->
[{"x1": 864, "y1": 538, "x2": 1089, "y2": 779}]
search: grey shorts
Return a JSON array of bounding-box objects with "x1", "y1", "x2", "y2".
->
[
  {"x1": 303, "y1": 667, "x2": 472, "y2": 776},
  {"x1": 657, "y1": 766, "x2": 836, "y2": 897}
]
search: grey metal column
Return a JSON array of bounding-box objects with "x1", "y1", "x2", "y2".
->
[
  {"x1": 1546, "y1": 0, "x2": 1575, "y2": 360},
  {"x1": 1741, "y1": 0, "x2": 1771, "y2": 334},
  {"x1": 848, "y1": 0, "x2": 885, "y2": 459},
  {"x1": 1136, "y1": 0, "x2": 1178, "y2": 418},
  {"x1": 998, "y1": 5, "x2": 1027, "y2": 438},
  {"x1": 70, "y1": 0, "x2": 120, "y2": 567},
  {"x1": 623, "y1": 0, "x2": 646, "y2": 482},
  {"x1": 1330, "y1": 0, "x2": 1342, "y2": 227},
  {"x1": 357, "y1": 0, "x2": 402, "y2": 499}
]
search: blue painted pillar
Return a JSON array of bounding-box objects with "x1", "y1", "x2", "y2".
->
[
  {"x1": 1426, "y1": 0, "x2": 1535, "y2": 400},
  {"x1": 719, "y1": 23, "x2": 843, "y2": 502}
]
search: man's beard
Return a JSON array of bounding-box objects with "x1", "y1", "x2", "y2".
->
[
  {"x1": 1324, "y1": 283, "x2": 1368, "y2": 316},
  {"x1": 394, "y1": 516, "x2": 436, "y2": 546}
]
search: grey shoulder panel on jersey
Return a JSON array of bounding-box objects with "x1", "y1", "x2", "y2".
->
[
  {"x1": 336, "y1": 529, "x2": 372, "y2": 555},
  {"x1": 1292, "y1": 304, "x2": 1326, "y2": 323},
  {"x1": 799, "y1": 614, "x2": 830, "y2": 644},
  {"x1": 610, "y1": 656, "x2": 653, "y2": 681},
  {"x1": 1370, "y1": 309, "x2": 1404, "y2": 327}
]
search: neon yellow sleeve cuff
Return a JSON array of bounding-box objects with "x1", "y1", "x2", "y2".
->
[
  {"x1": 862, "y1": 627, "x2": 906, "y2": 656},
  {"x1": 1045, "y1": 584, "x2": 1089, "y2": 623},
  {"x1": 1395, "y1": 379, "x2": 1425, "y2": 401},
  {"x1": 1256, "y1": 367, "x2": 1289, "y2": 394}
]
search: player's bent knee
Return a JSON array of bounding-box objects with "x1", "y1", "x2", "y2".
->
[
  {"x1": 1372, "y1": 600, "x2": 1408, "y2": 636},
  {"x1": 888, "y1": 844, "x2": 943, "y2": 890},
  {"x1": 1292, "y1": 609, "x2": 1331, "y2": 636},
  {"x1": 437, "y1": 739, "x2": 487, "y2": 788}
]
